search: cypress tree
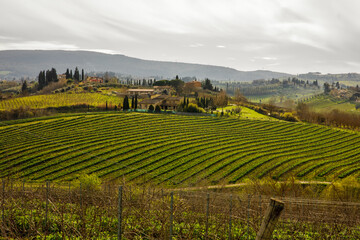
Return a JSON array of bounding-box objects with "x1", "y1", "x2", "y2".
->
[
  {"x1": 123, "y1": 96, "x2": 129, "y2": 110},
  {"x1": 70, "y1": 70, "x2": 73, "y2": 79},
  {"x1": 65, "y1": 68, "x2": 70, "y2": 79},
  {"x1": 131, "y1": 96, "x2": 135, "y2": 109},
  {"x1": 51, "y1": 68, "x2": 58, "y2": 82},
  {"x1": 81, "y1": 69, "x2": 84, "y2": 81},
  {"x1": 21, "y1": 80, "x2": 27, "y2": 93},
  {"x1": 74, "y1": 67, "x2": 80, "y2": 81},
  {"x1": 134, "y1": 94, "x2": 138, "y2": 109}
]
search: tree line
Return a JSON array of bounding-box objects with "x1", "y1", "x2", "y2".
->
[{"x1": 38, "y1": 68, "x2": 58, "y2": 90}]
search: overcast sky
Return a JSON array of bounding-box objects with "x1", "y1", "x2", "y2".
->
[{"x1": 1, "y1": 0, "x2": 360, "y2": 74}]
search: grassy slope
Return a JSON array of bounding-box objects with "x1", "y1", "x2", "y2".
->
[
  {"x1": 1, "y1": 112, "x2": 360, "y2": 186},
  {"x1": 305, "y1": 95, "x2": 359, "y2": 113},
  {"x1": 0, "y1": 92, "x2": 122, "y2": 110}
]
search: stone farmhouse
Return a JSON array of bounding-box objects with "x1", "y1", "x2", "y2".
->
[{"x1": 139, "y1": 95, "x2": 182, "y2": 111}]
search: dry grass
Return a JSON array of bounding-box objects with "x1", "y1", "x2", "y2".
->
[{"x1": 1, "y1": 179, "x2": 360, "y2": 239}]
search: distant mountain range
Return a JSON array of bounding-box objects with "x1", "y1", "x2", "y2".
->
[{"x1": 0, "y1": 50, "x2": 292, "y2": 81}]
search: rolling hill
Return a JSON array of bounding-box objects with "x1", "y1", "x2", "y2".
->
[
  {"x1": 0, "y1": 50, "x2": 291, "y2": 81},
  {"x1": 1, "y1": 112, "x2": 359, "y2": 186}
]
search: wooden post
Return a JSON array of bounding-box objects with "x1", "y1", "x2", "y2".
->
[
  {"x1": 228, "y1": 194, "x2": 232, "y2": 240},
  {"x1": 45, "y1": 182, "x2": 50, "y2": 231},
  {"x1": 117, "y1": 186, "x2": 123, "y2": 240},
  {"x1": 205, "y1": 193, "x2": 210, "y2": 240},
  {"x1": 169, "y1": 192, "x2": 174, "y2": 240},
  {"x1": 255, "y1": 198, "x2": 284, "y2": 240}
]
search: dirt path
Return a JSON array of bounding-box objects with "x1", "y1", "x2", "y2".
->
[{"x1": 172, "y1": 180, "x2": 332, "y2": 191}]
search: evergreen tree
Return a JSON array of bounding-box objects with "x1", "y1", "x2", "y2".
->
[
  {"x1": 81, "y1": 69, "x2": 84, "y2": 81},
  {"x1": 21, "y1": 80, "x2": 27, "y2": 93},
  {"x1": 324, "y1": 82, "x2": 331, "y2": 94},
  {"x1": 123, "y1": 96, "x2": 130, "y2": 110},
  {"x1": 148, "y1": 104, "x2": 154, "y2": 112},
  {"x1": 70, "y1": 70, "x2": 73, "y2": 79},
  {"x1": 134, "y1": 94, "x2": 138, "y2": 109},
  {"x1": 65, "y1": 69, "x2": 70, "y2": 79},
  {"x1": 74, "y1": 67, "x2": 80, "y2": 81},
  {"x1": 203, "y1": 78, "x2": 213, "y2": 91},
  {"x1": 131, "y1": 96, "x2": 135, "y2": 109},
  {"x1": 155, "y1": 105, "x2": 161, "y2": 113},
  {"x1": 51, "y1": 68, "x2": 58, "y2": 82}
]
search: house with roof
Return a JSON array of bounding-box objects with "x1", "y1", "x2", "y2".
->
[{"x1": 87, "y1": 76, "x2": 103, "y2": 83}]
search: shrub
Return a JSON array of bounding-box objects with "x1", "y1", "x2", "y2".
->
[
  {"x1": 155, "y1": 105, "x2": 161, "y2": 113},
  {"x1": 148, "y1": 104, "x2": 154, "y2": 112},
  {"x1": 281, "y1": 112, "x2": 298, "y2": 122},
  {"x1": 183, "y1": 103, "x2": 204, "y2": 113},
  {"x1": 234, "y1": 107, "x2": 242, "y2": 114},
  {"x1": 76, "y1": 173, "x2": 102, "y2": 191}
]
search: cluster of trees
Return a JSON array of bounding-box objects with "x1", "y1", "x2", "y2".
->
[
  {"x1": 122, "y1": 95, "x2": 138, "y2": 111},
  {"x1": 65, "y1": 67, "x2": 84, "y2": 81},
  {"x1": 148, "y1": 104, "x2": 161, "y2": 113},
  {"x1": 195, "y1": 96, "x2": 215, "y2": 109},
  {"x1": 296, "y1": 103, "x2": 360, "y2": 129},
  {"x1": 154, "y1": 76, "x2": 184, "y2": 95},
  {"x1": 38, "y1": 68, "x2": 58, "y2": 90},
  {"x1": 323, "y1": 82, "x2": 342, "y2": 94}
]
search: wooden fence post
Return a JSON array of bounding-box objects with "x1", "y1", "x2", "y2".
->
[
  {"x1": 117, "y1": 186, "x2": 123, "y2": 240},
  {"x1": 169, "y1": 192, "x2": 174, "y2": 240},
  {"x1": 255, "y1": 198, "x2": 284, "y2": 240},
  {"x1": 205, "y1": 193, "x2": 210, "y2": 240}
]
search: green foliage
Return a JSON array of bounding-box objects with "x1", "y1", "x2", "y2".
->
[
  {"x1": 202, "y1": 78, "x2": 213, "y2": 91},
  {"x1": 154, "y1": 105, "x2": 161, "y2": 113},
  {"x1": 148, "y1": 104, "x2": 154, "y2": 112},
  {"x1": 322, "y1": 177, "x2": 360, "y2": 201},
  {"x1": 77, "y1": 173, "x2": 102, "y2": 190},
  {"x1": 183, "y1": 103, "x2": 204, "y2": 113}
]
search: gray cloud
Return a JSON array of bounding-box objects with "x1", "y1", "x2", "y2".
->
[{"x1": 1, "y1": 0, "x2": 360, "y2": 74}]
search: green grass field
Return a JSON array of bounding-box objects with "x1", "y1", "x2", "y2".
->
[
  {"x1": 305, "y1": 95, "x2": 359, "y2": 113},
  {"x1": 1, "y1": 112, "x2": 359, "y2": 186}
]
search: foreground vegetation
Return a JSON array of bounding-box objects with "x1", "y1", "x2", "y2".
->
[
  {"x1": 1, "y1": 112, "x2": 360, "y2": 185},
  {"x1": 2, "y1": 179, "x2": 360, "y2": 239}
]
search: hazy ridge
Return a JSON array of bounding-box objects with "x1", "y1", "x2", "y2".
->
[{"x1": 0, "y1": 50, "x2": 291, "y2": 81}]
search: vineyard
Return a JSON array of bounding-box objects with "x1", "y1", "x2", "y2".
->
[
  {"x1": 0, "y1": 92, "x2": 122, "y2": 110},
  {"x1": 0, "y1": 112, "x2": 360, "y2": 185}
]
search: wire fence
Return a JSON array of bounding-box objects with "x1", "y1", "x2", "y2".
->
[{"x1": 1, "y1": 181, "x2": 360, "y2": 239}]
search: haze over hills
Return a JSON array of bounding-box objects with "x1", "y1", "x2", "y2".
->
[{"x1": 0, "y1": 50, "x2": 292, "y2": 81}]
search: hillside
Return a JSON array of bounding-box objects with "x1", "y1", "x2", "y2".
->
[
  {"x1": 0, "y1": 50, "x2": 291, "y2": 81},
  {"x1": 1, "y1": 112, "x2": 359, "y2": 186}
]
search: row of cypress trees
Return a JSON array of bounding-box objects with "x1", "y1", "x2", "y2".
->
[
  {"x1": 38, "y1": 68, "x2": 58, "y2": 90},
  {"x1": 65, "y1": 67, "x2": 84, "y2": 81},
  {"x1": 123, "y1": 95, "x2": 138, "y2": 110}
]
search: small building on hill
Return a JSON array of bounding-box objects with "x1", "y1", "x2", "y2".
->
[
  {"x1": 87, "y1": 77, "x2": 103, "y2": 83},
  {"x1": 138, "y1": 95, "x2": 182, "y2": 111}
]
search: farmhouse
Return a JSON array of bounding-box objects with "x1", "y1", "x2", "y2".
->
[
  {"x1": 139, "y1": 95, "x2": 182, "y2": 110},
  {"x1": 87, "y1": 77, "x2": 103, "y2": 83}
]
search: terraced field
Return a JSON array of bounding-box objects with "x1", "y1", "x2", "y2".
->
[{"x1": 0, "y1": 112, "x2": 359, "y2": 186}]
